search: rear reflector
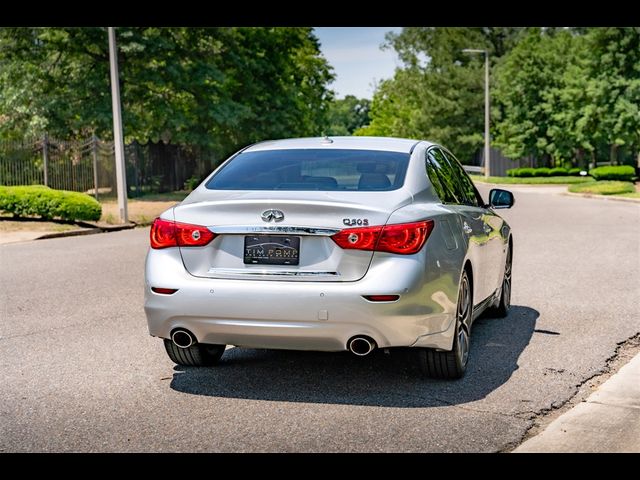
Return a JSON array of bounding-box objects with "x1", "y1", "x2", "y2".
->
[
  {"x1": 151, "y1": 287, "x2": 178, "y2": 295},
  {"x1": 150, "y1": 218, "x2": 215, "y2": 249},
  {"x1": 331, "y1": 220, "x2": 434, "y2": 255},
  {"x1": 363, "y1": 295, "x2": 400, "y2": 302}
]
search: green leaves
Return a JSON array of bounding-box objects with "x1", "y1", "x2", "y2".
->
[
  {"x1": 493, "y1": 27, "x2": 640, "y2": 166},
  {"x1": 358, "y1": 28, "x2": 524, "y2": 162},
  {"x1": 0, "y1": 27, "x2": 333, "y2": 159},
  {"x1": 0, "y1": 185, "x2": 102, "y2": 221}
]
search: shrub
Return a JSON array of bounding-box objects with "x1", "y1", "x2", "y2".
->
[
  {"x1": 506, "y1": 168, "x2": 519, "y2": 177},
  {"x1": 183, "y1": 175, "x2": 201, "y2": 191},
  {"x1": 532, "y1": 167, "x2": 551, "y2": 177},
  {"x1": 514, "y1": 167, "x2": 536, "y2": 177},
  {"x1": 589, "y1": 165, "x2": 636, "y2": 182},
  {"x1": 0, "y1": 185, "x2": 102, "y2": 222},
  {"x1": 568, "y1": 180, "x2": 635, "y2": 195},
  {"x1": 568, "y1": 167, "x2": 584, "y2": 176},
  {"x1": 549, "y1": 167, "x2": 568, "y2": 176}
]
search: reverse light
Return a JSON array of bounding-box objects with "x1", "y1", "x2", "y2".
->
[
  {"x1": 150, "y1": 218, "x2": 215, "y2": 249},
  {"x1": 331, "y1": 220, "x2": 434, "y2": 255}
]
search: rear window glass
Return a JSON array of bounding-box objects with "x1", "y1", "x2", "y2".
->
[{"x1": 205, "y1": 149, "x2": 410, "y2": 191}]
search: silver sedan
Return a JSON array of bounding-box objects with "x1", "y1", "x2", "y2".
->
[{"x1": 144, "y1": 136, "x2": 514, "y2": 379}]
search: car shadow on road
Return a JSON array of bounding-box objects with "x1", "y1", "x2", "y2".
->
[{"x1": 170, "y1": 305, "x2": 539, "y2": 407}]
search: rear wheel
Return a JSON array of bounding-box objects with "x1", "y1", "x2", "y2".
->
[
  {"x1": 415, "y1": 270, "x2": 472, "y2": 379},
  {"x1": 491, "y1": 245, "x2": 512, "y2": 318},
  {"x1": 164, "y1": 339, "x2": 226, "y2": 367}
]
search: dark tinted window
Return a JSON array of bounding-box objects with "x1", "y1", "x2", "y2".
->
[
  {"x1": 440, "y1": 149, "x2": 482, "y2": 207},
  {"x1": 426, "y1": 149, "x2": 459, "y2": 204},
  {"x1": 206, "y1": 149, "x2": 410, "y2": 191}
]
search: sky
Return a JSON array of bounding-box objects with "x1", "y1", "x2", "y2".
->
[{"x1": 313, "y1": 27, "x2": 402, "y2": 100}]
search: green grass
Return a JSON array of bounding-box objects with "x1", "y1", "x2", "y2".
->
[
  {"x1": 568, "y1": 180, "x2": 636, "y2": 195},
  {"x1": 472, "y1": 176, "x2": 591, "y2": 185}
]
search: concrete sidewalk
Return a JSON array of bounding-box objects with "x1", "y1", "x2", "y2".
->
[{"x1": 514, "y1": 352, "x2": 640, "y2": 453}]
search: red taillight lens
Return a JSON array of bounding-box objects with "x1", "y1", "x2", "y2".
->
[
  {"x1": 377, "y1": 220, "x2": 434, "y2": 255},
  {"x1": 363, "y1": 295, "x2": 400, "y2": 302},
  {"x1": 331, "y1": 220, "x2": 434, "y2": 255},
  {"x1": 150, "y1": 218, "x2": 215, "y2": 249},
  {"x1": 151, "y1": 287, "x2": 178, "y2": 295},
  {"x1": 330, "y1": 225, "x2": 383, "y2": 251}
]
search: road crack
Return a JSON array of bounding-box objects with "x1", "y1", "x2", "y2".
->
[{"x1": 500, "y1": 332, "x2": 640, "y2": 452}]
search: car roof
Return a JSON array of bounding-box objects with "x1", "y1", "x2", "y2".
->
[{"x1": 244, "y1": 136, "x2": 435, "y2": 154}]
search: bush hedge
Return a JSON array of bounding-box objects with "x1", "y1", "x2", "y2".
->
[
  {"x1": 588, "y1": 165, "x2": 636, "y2": 182},
  {"x1": 548, "y1": 167, "x2": 568, "y2": 176},
  {"x1": 508, "y1": 166, "x2": 589, "y2": 178},
  {"x1": 0, "y1": 185, "x2": 102, "y2": 222}
]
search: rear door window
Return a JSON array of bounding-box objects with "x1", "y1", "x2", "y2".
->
[
  {"x1": 439, "y1": 149, "x2": 482, "y2": 207},
  {"x1": 426, "y1": 148, "x2": 460, "y2": 204}
]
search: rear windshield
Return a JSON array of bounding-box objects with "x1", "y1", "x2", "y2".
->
[{"x1": 205, "y1": 149, "x2": 410, "y2": 191}]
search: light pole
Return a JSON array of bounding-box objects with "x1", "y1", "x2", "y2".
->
[
  {"x1": 462, "y1": 49, "x2": 490, "y2": 178},
  {"x1": 108, "y1": 27, "x2": 129, "y2": 223}
]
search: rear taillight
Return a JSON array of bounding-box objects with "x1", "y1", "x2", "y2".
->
[
  {"x1": 331, "y1": 220, "x2": 434, "y2": 255},
  {"x1": 150, "y1": 218, "x2": 215, "y2": 249}
]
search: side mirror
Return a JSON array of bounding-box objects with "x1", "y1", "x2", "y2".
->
[{"x1": 489, "y1": 189, "x2": 514, "y2": 209}]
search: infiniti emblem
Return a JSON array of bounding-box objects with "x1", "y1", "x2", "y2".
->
[{"x1": 261, "y1": 209, "x2": 285, "y2": 222}]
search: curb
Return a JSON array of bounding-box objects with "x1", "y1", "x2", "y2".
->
[
  {"x1": 35, "y1": 222, "x2": 137, "y2": 241},
  {"x1": 562, "y1": 192, "x2": 640, "y2": 204}
]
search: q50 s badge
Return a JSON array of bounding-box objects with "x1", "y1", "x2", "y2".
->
[{"x1": 343, "y1": 218, "x2": 369, "y2": 226}]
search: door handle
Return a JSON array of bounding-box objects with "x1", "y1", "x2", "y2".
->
[{"x1": 463, "y1": 222, "x2": 473, "y2": 235}]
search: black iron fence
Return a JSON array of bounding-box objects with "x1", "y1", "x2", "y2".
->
[{"x1": 0, "y1": 135, "x2": 217, "y2": 199}]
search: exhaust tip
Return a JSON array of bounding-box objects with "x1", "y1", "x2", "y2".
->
[
  {"x1": 348, "y1": 336, "x2": 376, "y2": 356},
  {"x1": 171, "y1": 329, "x2": 195, "y2": 349}
]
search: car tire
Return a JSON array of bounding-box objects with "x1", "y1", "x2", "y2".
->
[
  {"x1": 164, "y1": 339, "x2": 226, "y2": 367},
  {"x1": 490, "y1": 245, "x2": 512, "y2": 318},
  {"x1": 416, "y1": 270, "x2": 471, "y2": 379}
]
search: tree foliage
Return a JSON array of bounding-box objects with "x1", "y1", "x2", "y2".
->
[
  {"x1": 361, "y1": 27, "x2": 639, "y2": 167},
  {"x1": 325, "y1": 95, "x2": 370, "y2": 136},
  {"x1": 0, "y1": 27, "x2": 334, "y2": 158},
  {"x1": 493, "y1": 27, "x2": 640, "y2": 166},
  {"x1": 357, "y1": 28, "x2": 524, "y2": 162}
]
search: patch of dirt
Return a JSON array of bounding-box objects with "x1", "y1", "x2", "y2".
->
[
  {"x1": 100, "y1": 200, "x2": 179, "y2": 226},
  {"x1": 0, "y1": 219, "x2": 77, "y2": 233}
]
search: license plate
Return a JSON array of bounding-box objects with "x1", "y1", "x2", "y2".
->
[{"x1": 244, "y1": 235, "x2": 300, "y2": 265}]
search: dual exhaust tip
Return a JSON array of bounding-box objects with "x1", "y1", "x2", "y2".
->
[
  {"x1": 173, "y1": 329, "x2": 376, "y2": 357},
  {"x1": 171, "y1": 329, "x2": 195, "y2": 349},
  {"x1": 348, "y1": 336, "x2": 376, "y2": 356}
]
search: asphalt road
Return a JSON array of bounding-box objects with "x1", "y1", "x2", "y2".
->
[{"x1": 1, "y1": 186, "x2": 639, "y2": 452}]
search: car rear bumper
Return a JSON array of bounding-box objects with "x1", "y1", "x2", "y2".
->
[{"x1": 144, "y1": 248, "x2": 457, "y2": 351}]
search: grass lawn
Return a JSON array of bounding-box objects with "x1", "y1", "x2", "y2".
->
[
  {"x1": 617, "y1": 192, "x2": 640, "y2": 199},
  {"x1": 568, "y1": 180, "x2": 636, "y2": 196},
  {"x1": 472, "y1": 176, "x2": 591, "y2": 185}
]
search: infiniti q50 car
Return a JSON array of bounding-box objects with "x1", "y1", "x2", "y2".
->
[{"x1": 144, "y1": 136, "x2": 514, "y2": 379}]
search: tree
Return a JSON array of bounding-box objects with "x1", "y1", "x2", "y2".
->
[
  {"x1": 325, "y1": 95, "x2": 371, "y2": 136},
  {"x1": 492, "y1": 28, "x2": 586, "y2": 166},
  {"x1": 357, "y1": 27, "x2": 523, "y2": 162},
  {"x1": 493, "y1": 27, "x2": 640, "y2": 167},
  {"x1": 0, "y1": 28, "x2": 334, "y2": 158},
  {"x1": 582, "y1": 28, "x2": 640, "y2": 165}
]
